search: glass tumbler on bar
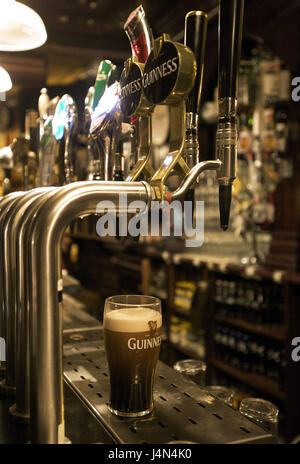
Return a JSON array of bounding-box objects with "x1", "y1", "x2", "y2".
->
[
  {"x1": 205, "y1": 385, "x2": 235, "y2": 407},
  {"x1": 103, "y1": 295, "x2": 162, "y2": 417},
  {"x1": 239, "y1": 397, "x2": 279, "y2": 436},
  {"x1": 173, "y1": 359, "x2": 207, "y2": 387}
]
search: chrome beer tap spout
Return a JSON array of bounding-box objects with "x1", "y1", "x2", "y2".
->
[
  {"x1": 216, "y1": 0, "x2": 245, "y2": 230},
  {"x1": 29, "y1": 180, "x2": 154, "y2": 443}
]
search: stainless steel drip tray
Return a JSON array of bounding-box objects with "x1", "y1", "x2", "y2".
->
[{"x1": 63, "y1": 328, "x2": 273, "y2": 444}]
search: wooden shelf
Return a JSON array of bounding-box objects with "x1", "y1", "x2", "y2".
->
[
  {"x1": 214, "y1": 314, "x2": 286, "y2": 342},
  {"x1": 210, "y1": 358, "x2": 286, "y2": 402}
]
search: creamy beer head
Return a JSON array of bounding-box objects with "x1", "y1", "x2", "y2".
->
[{"x1": 104, "y1": 307, "x2": 162, "y2": 332}]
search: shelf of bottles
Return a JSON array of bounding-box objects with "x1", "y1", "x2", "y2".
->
[
  {"x1": 235, "y1": 37, "x2": 292, "y2": 235},
  {"x1": 211, "y1": 274, "x2": 287, "y2": 402}
]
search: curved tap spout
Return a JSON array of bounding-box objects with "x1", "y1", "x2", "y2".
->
[
  {"x1": 0, "y1": 192, "x2": 24, "y2": 375},
  {"x1": 0, "y1": 192, "x2": 25, "y2": 392},
  {"x1": 168, "y1": 160, "x2": 222, "y2": 201},
  {"x1": 0, "y1": 188, "x2": 56, "y2": 397},
  {"x1": 29, "y1": 180, "x2": 154, "y2": 443},
  {"x1": 9, "y1": 187, "x2": 59, "y2": 424}
]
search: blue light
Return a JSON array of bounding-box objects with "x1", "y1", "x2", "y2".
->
[{"x1": 53, "y1": 95, "x2": 68, "y2": 141}]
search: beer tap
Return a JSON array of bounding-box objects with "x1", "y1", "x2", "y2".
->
[
  {"x1": 24, "y1": 109, "x2": 39, "y2": 190},
  {"x1": 216, "y1": 0, "x2": 245, "y2": 230},
  {"x1": 145, "y1": 1, "x2": 244, "y2": 233},
  {"x1": 39, "y1": 103, "x2": 59, "y2": 186},
  {"x1": 90, "y1": 81, "x2": 122, "y2": 181},
  {"x1": 124, "y1": 5, "x2": 154, "y2": 177},
  {"x1": 52, "y1": 94, "x2": 78, "y2": 184},
  {"x1": 0, "y1": 144, "x2": 13, "y2": 194},
  {"x1": 183, "y1": 11, "x2": 207, "y2": 170},
  {"x1": 85, "y1": 60, "x2": 115, "y2": 180}
]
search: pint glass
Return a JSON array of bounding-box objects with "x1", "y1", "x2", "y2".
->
[{"x1": 104, "y1": 295, "x2": 162, "y2": 417}]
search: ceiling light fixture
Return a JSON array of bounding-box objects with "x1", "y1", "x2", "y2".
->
[
  {"x1": 0, "y1": 0, "x2": 47, "y2": 52},
  {"x1": 0, "y1": 66, "x2": 12, "y2": 92}
]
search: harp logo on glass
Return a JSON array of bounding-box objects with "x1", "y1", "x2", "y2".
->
[
  {"x1": 0, "y1": 337, "x2": 5, "y2": 361},
  {"x1": 95, "y1": 193, "x2": 205, "y2": 248}
]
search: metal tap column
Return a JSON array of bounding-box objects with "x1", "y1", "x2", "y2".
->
[
  {"x1": 0, "y1": 192, "x2": 24, "y2": 376},
  {"x1": 9, "y1": 187, "x2": 59, "y2": 423},
  {"x1": 29, "y1": 181, "x2": 153, "y2": 443},
  {"x1": 0, "y1": 189, "x2": 55, "y2": 395}
]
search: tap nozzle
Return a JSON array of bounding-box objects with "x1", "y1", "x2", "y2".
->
[
  {"x1": 216, "y1": 0, "x2": 244, "y2": 229},
  {"x1": 215, "y1": 101, "x2": 237, "y2": 230}
]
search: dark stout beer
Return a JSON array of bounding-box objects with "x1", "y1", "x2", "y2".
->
[{"x1": 104, "y1": 307, "x2": 162, "y2": 417}]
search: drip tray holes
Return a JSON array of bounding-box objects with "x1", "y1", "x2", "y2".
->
[
  {"x1": 240, "y1": 426, "x2": 250, "y2": 434},
  {"x1": 160, "y1": 395, "x2": 168, "y2": 402},
  {"x1": 88, "y1": 383, "x2": 94, "y2": 389},
  {"x1": 184, "y1": 392, "x2": 191, "y2": 398},
  {"x1": 173, "y1": 406, "x2": 181, "y2": 413},
  {"x1": 197, "y1": 402, "x2": 205, "y2": 408},
  {"x1": 170, "y1": 383, "x2": 177, "y2": 388},
  {"x1": 213, "y1": 413, "x2": 223, "y2": 420},
  {"x1": 80, "y1": 375, "x2": 86, "y2": 380},
  {"x1": 102, "y1": 373, "x2": 108, "y2": 377},
  {"x1": 97, "y1": 392, "x2": 103, "y2": 398},
  {"x1": 188, "y1": 418, "x2": 197, "y2": 425},
  {"x1": 74, "y1": 368, "x2": 78, "y2": 372},
  {"x1": 159, "y1": 375, "x2": 165, "y2": 380},
  {"x1": 81, "y1": 353, "x2": 86, "y2": 357},
  {"x1": 67, "y1": 361, "x2": 72, "y2": 365},
  {"x1": 158, "y1": 422, "x2": 165, "y2": 429}
]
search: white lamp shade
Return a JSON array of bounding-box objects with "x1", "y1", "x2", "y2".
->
[
  {"x1": 0, "y1": 0, "x2": 47, "y2": 51},
  {"x1": 0, "y1": 66, "x2": 12, "y2": 92}
]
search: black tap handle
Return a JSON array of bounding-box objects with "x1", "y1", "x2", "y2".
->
[
  {"x1": 218, "y1": 0, "x2": 244, "y2": 100},
  {"x1": 184, "y1": 11, "x2": 208, "y2": 114}
]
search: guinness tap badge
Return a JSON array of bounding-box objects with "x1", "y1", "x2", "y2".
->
[
  {"x1": 119, "y1": 57, "x2": 153, "y2": 117},
  {"x1": 143, "y1": 33, "x2": 197, "y2": 105}
]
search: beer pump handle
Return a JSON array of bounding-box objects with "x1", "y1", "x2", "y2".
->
[
  {"x1": 216, "y1": 0, "x2": 244, "y2": 230},
  {"x1": 38, "y1": 88, "x2": 50, "y2": 119},
  {"x1": 218, "y1": 0, "x2": 244, "y2": 101},
  {"x1": 184, "y1": 11, "x2": 208, "y2": 115},
  {"x1": 124, "y1": 5, "x2": 154, "y2": 64}
]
